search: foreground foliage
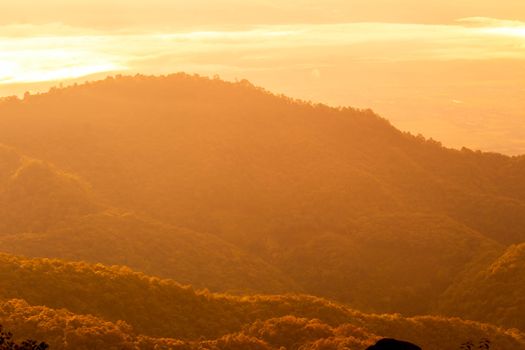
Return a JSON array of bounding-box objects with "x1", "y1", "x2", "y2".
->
[
  {"x1": 0, "y1": 255, "x2": 523, "y2": 350},
  {"x1": 0, "y1": 325, "x2": 48, "y2": 350}
]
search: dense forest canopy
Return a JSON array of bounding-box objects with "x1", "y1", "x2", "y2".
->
[
  {"x1": 0, "y1": 254, "x2": 523, "y2": 350},
  {"x1": 1, "y1": 74, "x2": 525, "y2": 348},
  {"x1": 0, "y1": 145, "x2": 296, "y2": 294}
]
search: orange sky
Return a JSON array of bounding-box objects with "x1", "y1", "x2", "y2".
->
[
  {"x1": 3, "y1": 1, "x2": 525, "y2": 27},
  {"x1": 1, "y1": 1, "x2": 524, "y2": 154}
]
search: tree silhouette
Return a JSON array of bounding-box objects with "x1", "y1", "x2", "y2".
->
[
  {"x1": 460, "y1": 339, "x2": 491, "y2": 350},
  {"x1": 478, "y1": 338, "x2": 491, "y2": 350},
  {"x1": 366, "y1": 338, "x2": 421, "y2": 349},
  {"x1": 460, "y1": 340, "x2": 474, "y2": 350},
  {"x1": 0, "y1": 325, "x2": 48, "y2": 350}
]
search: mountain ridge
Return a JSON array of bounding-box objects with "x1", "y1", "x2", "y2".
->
[{"x1": 1, "y1": 73, "x2": 525, "y2": 338}]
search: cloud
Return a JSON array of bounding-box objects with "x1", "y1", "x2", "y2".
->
[
  {"x1": 457, "y1": 17, "x2": 525, "y2": 27},
  {"x1": 0, "y1": 18, "x2": 524, "y2": 85}
]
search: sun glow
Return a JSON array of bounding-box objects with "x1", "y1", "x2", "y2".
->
[
  {"x1": 1, "y1": 19, "x2": 525, "y2": 85},
  {"x1": 1, "y1": 15, "x2": 525, "y2": 155},
  {"x1": 5, "y1": 63, "x2": 124, "y2": 84},
  {"x1": 481, "y1": 26, "x2": 525, "y2": 38},
  {"x1": 0, "y1": 35, "x2": 125, "y2": 84}
]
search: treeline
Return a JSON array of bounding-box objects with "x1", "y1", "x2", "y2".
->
[
  {"x1": 1, "y1": 74, "x2": 525, "y2": 332},
  {"x1": 0, "y1": 254, "x2": 523, "y2": 350},
  {"x1": 0, "y1": 298, "x2": 522, "y2": 350}
]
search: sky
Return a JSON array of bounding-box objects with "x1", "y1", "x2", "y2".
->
[{"x1": 1, "y1": 1, "x2": 524, "y2": 154}]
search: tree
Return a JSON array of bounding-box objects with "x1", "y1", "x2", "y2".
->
[{"x1": 0, "y1": 325, "x2": 48, "y2": 350}]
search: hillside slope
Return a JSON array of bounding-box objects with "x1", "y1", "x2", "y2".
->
[
  {"x1": 437, "y1": 243, "x2": 525, "y2": 330},
  {"x1": 0, "y1": 146, "x2": 297, "y2": 294},
  {"x1": 273, "y1": 213, "x2": 503, "y2": 314},
  {"x1": 0, "y1": 254, "x2": 523, "y2": 350},
  {"x1": 1, "y1": 74, "x2": 524, "y2": 316},
  {"x1": 0, "y1": 75, "x2": 524, "y2": 246}
]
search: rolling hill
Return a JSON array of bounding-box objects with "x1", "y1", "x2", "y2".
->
[
  {"x1": 0, "y1": 254, "x2": 523, "y2": 350},
  {"x1": 272, "y1": 213, "x2": 503, "y2": 314},
  {"x1": 437, "y1": 242, "x2": 525, "y2": 330},
  {"x1": 0, "y1": 74, "x2": 524, "y2": 247},
  {"x1": 0, "y1": 146, "x2": 297, "y2": 294},
  {"x1": 1, "y1": 74, "x2": 525, "y2": 328}
]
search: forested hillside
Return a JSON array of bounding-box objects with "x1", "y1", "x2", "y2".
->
[
  {"x1": 0, "y1": 146, "x2": 296, "y2": 294},
  {"x1": 437, "y1": 242, "x2": 525, "y2": 330},
  {"x1": 0, "y1": 254, "x2": 523, "y2": 350},
  {"x1": 273, "y1": 213, "x2": 503, "y2": 314},
  {"x1": 1, "y1": 74, "x2": 525, "y2": 341},
  {"x1": 1, "y1": 74, "x2": 524, "y2": 248}
]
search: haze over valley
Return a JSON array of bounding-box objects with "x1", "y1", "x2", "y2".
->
[{"x1": 1, "y1": 1, "x2": 524, "y2": 349}]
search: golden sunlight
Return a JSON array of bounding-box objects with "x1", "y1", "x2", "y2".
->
[
  {"x1": 2, "y1": 3, "x2": 525, "y2": 350},
  {"x1": 1, "y1": 20, "x2": 524, "y2": 85},
  {"x1": 482, "y1": 26, "x2": 525, "y2": 37},
  {"x1": 0, "y1": 5, "x2": 524, "y2": 154}
]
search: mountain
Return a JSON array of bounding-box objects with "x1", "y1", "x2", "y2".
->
[
  {"x1": 437, "y1": 242, "x2": 525, "y2": 330},
  {"x1": 1, "y1": 74, "x2": 525, "y2": 318},
  {"x1": 0, "y1": 253, "x2": 523, "y2": 350},
  {"x1": 272, "y1": 213, "x2": 503, "y2": 314},
  {"x1": 0, "y1": 145, "x2": 100, "y2": 234},
  {"x1": 1, "y1": 75, "x2": 525, "y2": 246},
  {"x1": 0, "y1": 146, "x2": 296, "y2": 294}
]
